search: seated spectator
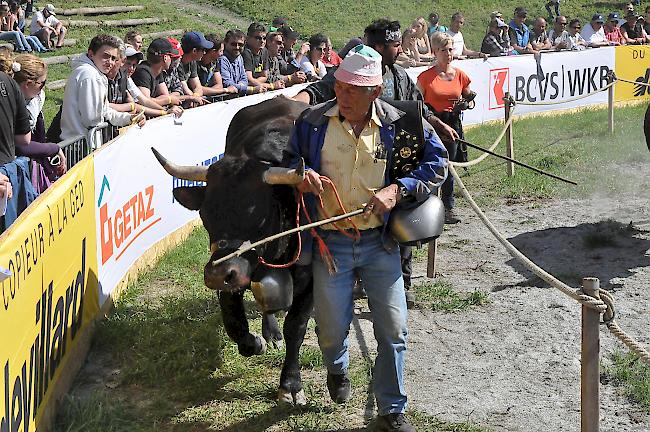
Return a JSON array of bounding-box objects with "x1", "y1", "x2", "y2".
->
[
  {"x1": 132, "y1": 37, "x2": 186, "y2": 108},
  {"x1": 604, "y1": 13, "x2": 626, "y2": 45},
  {"x1": 300, "y1": 33, "x2": 327, "y2": 81},
  {"x1": 645, "y1": 6, "x2": 650, "y2": 35},
  {"x1": 219, "y1": 29, "x2": 265, "y2": 95},
  {"x1": 447, "y1": 12, "x2": 487, "y2": 59},
  {"x1": 547, "y1": 15, "x2": 568, "y2": 47},
  {"x1": 555, "y1": 18, "x2": 587, "y2": 50},
  {"x1": 397, "y1": 28, "x2": 433, "y2": 67},
  {"x1": 171, "y1": 31, "x2": 213, "y2": 105},
  {"x1": 243, "y1": 22, "x2": 270, "y2": 88},
  {"x1": 265, "y1": 31, "x2": 306, "y2": 88},
  {"x1": 621, "y1": 11, "x2": 648, "y2": 44},
  {"x1": 509, "y1": 7, "x2": 538, "y2": 54},
  {"x1": 157, "y1": 37, "x2": 190, "y2": 101},
  {"x1": 108, "y1": 44, "x2": 182, "y2": 118},
  {"x1": 0, "y1": 3, "x2": 33, "y2": 52},
  {"x1": 125, "y1": 30, "x2": 143, "y2": 52},
  {"x1": 7, "y1": 1, "x2": 46, "y2": 52},
  {"x1": 198, "y1": 33, "x2": 236, "y2": 96},
  {"x1": 582, "y1": 14, "x2": 611, "y2": 47},
  {"x1": 321, "y1": 37, "x2": 341, "y2": 72},
  {"x1": 30, "y1": 3, "x2": 66, "y2": 50},
  {"x1": 481, "y1": 18, "x2": 513, "y2": 56},
  {"x1": 279, "y1": 26, "x2": 306, "y2": 73},
  {"x1": 60, "y1": 35, "x2": 144, "y2": 144},
  {"x1": 530, "y1": 17, "x2": 552, "y2": 50},
  {"x1": 427, "y1": 12, "x2": 448, "y2": 36},
  {"x1": 545, "y1": 0, "x2": 560, "y2": 20},
  {"x1": 410, "y1": 17, "x2": 433, "y2": 59}
]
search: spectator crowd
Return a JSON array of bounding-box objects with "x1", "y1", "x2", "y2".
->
[{"x1": 0, "y1": 0, "x2": 649, "y2": 234}]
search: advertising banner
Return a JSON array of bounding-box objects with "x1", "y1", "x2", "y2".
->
[
  {"x1": 614, "y1": 45, "x2": 650, "y2": 102},
  {"x1": 0, "y1": 157, "x2": 99, "y2": 431},
  {"x1": 93, "y1": 85, "x2": 306, "y2": 305},
  {"x1": 406, "y1": 47, "x2": 616, "y2": 125}
]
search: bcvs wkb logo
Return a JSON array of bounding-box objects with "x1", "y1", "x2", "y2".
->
[
  {"x1": 633, "y1": 68, "x2": 650, "y2": 98},
  {"x1": 489, "y1": 68, "x2": 509, "y2": 110}
]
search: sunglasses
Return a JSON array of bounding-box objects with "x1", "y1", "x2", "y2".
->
[
  {"x1": 252, "y1": 35, "x2": 265, "y2": 41},
  {"x1": 572, "y1": 25, "x2": 581, "y2": 29},
  {"x1": 559, "y1": 22, "x2": 568, "y2": 25}
]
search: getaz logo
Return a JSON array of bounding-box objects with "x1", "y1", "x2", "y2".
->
[
  {"x1": 514, "y1": 65, "x2": 612, "y2": 103},
  {"x1": 633, "y1": 68, "x2": 649, "y2": 97},
  {"x1": 489, "y1": 68, "x2": 509, "y2": 110}
]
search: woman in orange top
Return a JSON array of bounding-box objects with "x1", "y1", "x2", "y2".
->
[{"x1": 417, "y1": 31, "x2": 473, "y2": 224}]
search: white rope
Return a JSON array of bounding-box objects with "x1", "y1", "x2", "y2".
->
[{"x1": 617, "y1": 77, "x2": 650, "y2": 88}]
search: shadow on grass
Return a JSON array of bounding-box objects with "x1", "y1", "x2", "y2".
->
[{"x1": 497, "y1": 219, "x2": 650, "y2": 290}]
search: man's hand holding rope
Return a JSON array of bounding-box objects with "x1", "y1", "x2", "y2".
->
[{"x1": 364, "y1": 184, "x2": 400, "y2": 219}]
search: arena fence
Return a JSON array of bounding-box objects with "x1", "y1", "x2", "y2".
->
[
  {"x1": 0, "y1": 45, "x2": 648, "y2": 432},
  {"x1": 58, "y1": 133, "x2": 89, "y2": 169}
]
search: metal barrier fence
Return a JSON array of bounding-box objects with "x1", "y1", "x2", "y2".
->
[
  {"x1": 58, "y1": 134, "x2": 89, "y2": 169},
  {"x1": 88, "y1": 121, "x2": 118, "y2": 150}
]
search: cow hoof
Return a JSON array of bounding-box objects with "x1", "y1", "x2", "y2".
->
[
  {"x1": 277, "y1": 388, "x2": 307, "y2": 406},
  {"x1": 269, "y1": 338, "x2": 284, "y2": 350},
  {"x1": 255, "y1": 334, "x2": 267, "y2": 355}
]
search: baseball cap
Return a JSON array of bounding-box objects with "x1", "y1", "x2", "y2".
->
[
  {"x1": 181, "y1": 31, "x2": 214, "y2": 51},
  {"x1": 490, "y1": 11, "x2": 503, "y2": 19},
  {"x1": 44, "y1": 3, "x2": 56, "y2": 15},
  {"x1": 515, "y1": 7, "x2": 528, "y2": 17},
  {"x1": 608, "y1": 12, "x2": 620, "y2": 19},
  {"x1": 167, "y1": 37, "x2": 183, "y2": 57},
  {"x1": 493, "y1": 18, "x2": 509, "y2": 28},
  {"x1": 280, "y1": 26, "x2": 300, "y2": 41},
  {"x1": 270, "y1": 17, "x2": 288, "y2": 30},
  {"x1": 147, "y1": 37, "x2": 180, "y2": 57},
  {"x1": 124, "y1": 45, "x2": 144, "y2": 61},
  {"x1": 591, "y1": 13, "x2": 605, "y2": 23},
  {"x1": 334, "y1": 44, "x2": 383, "y2": 87}
]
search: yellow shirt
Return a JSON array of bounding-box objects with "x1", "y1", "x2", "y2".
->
[{"x1": 319, "y1": 104, "x2": 386, "y2": 230}]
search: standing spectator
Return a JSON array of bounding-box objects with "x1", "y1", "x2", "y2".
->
[
  {"x1": 427, "y1": 12, "x2": 448, "y2": 36},
  {"x1": 157, "y1": 37, "x2": 187, "y2": 99},
  {"x1": 198, "y1": 33, "x2": 235, "y2": 96},
  {"x1": 60, "y1": 35, "x2": 144, "y2": 144},
  {"x1": 582, "y1": 14, "x2": 610, "y2": 47},
  {"x1": 132, "y1": 37, "x2": 184, "y2": 107},
  {"x1": 243, "y1": 22, "x2": 269, "y2": 88},
  {"x1": 509, "y1": 7, "x2": 537, "y2": 54},
  {"x1": 530, "y1": 17, "x2": 552, "y2": 50},
  {"x1": 279, "y1": 26, "x2": 303, "y2": 73},
  {"x1": 547, "y1": 15, "x2": 568, "y2": 47},
  {"x1": 410, "y1": 17, "x2": 433, "y2": 59},
  {"x1": 556, "y1": 19, "x2": 587, "y2": 50},
  {"x1": 621, "y1": 12, "x2": 648, "y2": 44},
  {"x1": 125, "y1": 30, "x2": 143, "y2": 52},
  {"x1": 0, "y1": 3, "x2": 32, "y2": 52},
  {"x1": 619, "y1": 3, "x2": 635, "y2": 25},
  {"x1": 321, "y1": 37, "x2": 341, "y2": 72},
  {"x1": 269, "y1": 16, "x2": 288, "y2": 32},
  {"x1": 300, "y1": 33, "x2": 327, "y2": 81},
  {"x1": 219, "y1": 29, "x2": 264, "y2": 95},
  {"x1": 417, "y1": 32, "x2": 473, "y2": 224},
  {"x1": 177, "y1": 31, "x2": 212, "y2": 102},
  {"x1": 30, "y1": 3, "x2": 66, "y2": 50},
  {"x1": 447, "y1": 12, "x2": 487, "y2": 59},
  {"x1": 265, "y1": 31, "x2": 306, "y2": 88},
  {"x1": 545, "y1": 0, "x2": 560, "y2": 20},
  {"x1": 481, "y1": 18, "x2": 513, "y2": 56},
  {"x1": 644, "y1": 6, "x2": 650, "y2": 35},
  {"x1": 604, "y1": 13, "x2": 626, "y2": 45}
]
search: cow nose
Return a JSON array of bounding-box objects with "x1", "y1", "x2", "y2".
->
[{"x1": 223, "y1": 268, "x2": 237, "y2": 285}]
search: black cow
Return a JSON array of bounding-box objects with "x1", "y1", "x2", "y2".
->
[
  {"x1": 152, "y1": 96, "x2": 313, "y2": 405},
  {"x1": 645, "y1": 103, "x2": 650, "y2": 151}
]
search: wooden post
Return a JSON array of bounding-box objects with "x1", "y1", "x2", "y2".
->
[
  {"x1": 581, "y1": 277, "x2": 600, "y2": 432},
  {"x1": 426, "y1": 188, "x2": 441, "y2": 278},
  {"x1": 503, "y1": 93, "x2": 515, "y2": 177},
  {"x1": 607, "y1": 84, "x2": 614, "y2": 134}
]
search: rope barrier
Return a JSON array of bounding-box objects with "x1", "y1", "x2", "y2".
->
[
  {"x1": 448, "y1": 165, "x2": 650, "y2": 364},
  {"x1": 514, "y1": 80, "x2": 616, "y2": 106},
  {"x1": 450, "y1": 105, "x2": 517, "y2": 168},
  {"x1": 616, "y1": 77, "x2": 650, "y2": 88}
]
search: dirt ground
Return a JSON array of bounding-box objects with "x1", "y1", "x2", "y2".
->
[{"x1": 348, "y1": 161, "x2": 650, "y2": 431}]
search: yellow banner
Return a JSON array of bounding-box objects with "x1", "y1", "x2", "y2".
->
[
  {"x1": 0, "y1": 157, "x2": 99, "y2": 431},
  {"x1": 614, "y1": 45, "x2": 650, "y2": 102}
]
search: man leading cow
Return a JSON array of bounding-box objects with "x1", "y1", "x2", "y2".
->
[{"x1": 290, "y1": 45, "x2": 448, "y2": 432}]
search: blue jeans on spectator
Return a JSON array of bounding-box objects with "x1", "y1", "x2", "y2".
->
[
  {"x1": 313, "y1": 228, "x2": 408, "y2": 415},
  {"x1": 0, "y1": 31, "x2": 32, "y2": 52},
  {"x1": 26, "y1": 35, "x2": 47, "y2": 52}
]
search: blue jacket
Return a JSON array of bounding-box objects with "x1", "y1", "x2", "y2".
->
[
  {"x1": 509, "y1": 20, "x2": 531, "y2": 50},
  {"x1": 0, "y1": 157, "x2": 38, "y2": 233},
  {"x1": 289, "y1": 98, "x2": 448, "y2": 251},
  {"x1": 218, "y1": 53, "x2": 248, "y2": 95}
]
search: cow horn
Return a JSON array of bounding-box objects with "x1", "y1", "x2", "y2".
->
[
  {"x1": 263, "y1": 158, "x2": 305, "y2": 185},
  {"x1": 151, "y1": 147, "x2": 208, "y2": 182}
]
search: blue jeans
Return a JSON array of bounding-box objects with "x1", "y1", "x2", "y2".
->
[
  {"x1": 313, "y1": 228, "x2": 408, "y2": 415},
  {"x1": 0, "y1": 31, "x2": 32, "y2": 52},
  {"x1": 26, "y1": 35, "x2": 47, "y2": 52}
]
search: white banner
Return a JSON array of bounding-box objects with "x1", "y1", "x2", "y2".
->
[
  {"x1": 93, "y1": 85, "x2": 306, "y2": 304},
  {"x1": 406, "y1": 47, "x2": 616, "y2": 125}
]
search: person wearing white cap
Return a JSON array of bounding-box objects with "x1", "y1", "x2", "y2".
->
[
  {"x1": 290, "y1": 44, "x2": 447, "y2": 432},
  {"x1": 30, "y1": 3, "x2": 66, "y2": 49}
]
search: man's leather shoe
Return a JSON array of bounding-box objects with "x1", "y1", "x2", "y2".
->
[
  {"x1": 375, "y1": 413, "x2": 415, "y2": 431},
  {"x1": 405, "y1": 289, "x2": 415, "y2": 309},
  {"x1": 326, "y1": 371, "x2": 351, "y2": 404},
  {"x1": 444, "y1": 208, "x2": 461, "y2": 224}
]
